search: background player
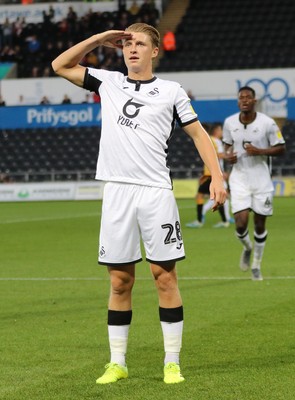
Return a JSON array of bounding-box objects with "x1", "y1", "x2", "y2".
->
[
  {"x1": 223, "y1": 86, "x2": 286, "y2": 280},
  {"x1": 199, "y1": 123, "x2": 234, "y2": 226},
  {"x1": 186, "y1": 123, "x2": 231, "y2": 228}
]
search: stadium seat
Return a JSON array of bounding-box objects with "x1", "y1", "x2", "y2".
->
[{"x1": 156, "y1": 0, "x2": 295, "y2": 72}]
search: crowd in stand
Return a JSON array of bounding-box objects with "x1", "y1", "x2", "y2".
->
[{"x1": 0, "y1": 1, "x2": 160, "y2": 78}]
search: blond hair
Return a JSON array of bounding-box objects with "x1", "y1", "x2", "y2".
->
[{"x1": 125, "y1": 23, "x2": 160, "y2": 48}]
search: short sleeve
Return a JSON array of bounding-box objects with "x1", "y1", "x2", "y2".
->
[
  {"x1": 83, "y1": 68, "x2": 111, "y2": 93},
  {"x1": 174, "y1": 85, "x2": 198, "y2": 127},
  {"x1": 268, "y1": 119, "x2": 285, "y2": 146},
  {"x1": 222, "y1": 118, "x2": 233, "y2": 145}
]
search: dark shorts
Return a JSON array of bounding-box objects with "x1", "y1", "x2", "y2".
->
[{"x1": 198, "y1": 176, "x2": 211, "y2": 194}]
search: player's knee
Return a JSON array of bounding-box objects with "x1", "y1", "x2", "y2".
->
[
  {"x1": 235, "y1": 225, "x2": 247, "y2": 235},
  {"x1": 154, "y1": 270, "x2": 177, "y2": 293},
  {"x1": 254, "y1": 225, "x2": 266, "y2": 235},
  {"x1": 111, "y1": 276, "x2": 134, "y2": 295}
]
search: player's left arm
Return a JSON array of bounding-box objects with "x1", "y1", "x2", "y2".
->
[
  {"x1": 245, "y1": 143, "x2": 286, "y2": 156},
  {"x1": 246, "y1": 120, "x2": 286, "y2": 156},
  {"x1": 245, "y1": 121, "x2": 286, "y2": 156},
  {"x1": 184, "y1": 120, "x2": 227, "y2": 210}
]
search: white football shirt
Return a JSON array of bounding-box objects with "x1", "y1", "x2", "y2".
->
[
  {"x1": 84, "y1": 68, "x2": 198, "y2": 189},
  {"x1": 211, "y1": 136, "x2": 225, "y2": 171},
  {"x1": 223, "y1": 112, "x2": 285, "y2": 192}
]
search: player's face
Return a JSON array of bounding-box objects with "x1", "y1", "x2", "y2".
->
[
  {"x1": 213, "y1": 125, "x2": 223, "y2": 139},
  {"x1": 238, "y1": 90, "x2": 256, "y2": 113},
  {"x1": 122, "y1": 32, "x2": 159, "y2": 75}
]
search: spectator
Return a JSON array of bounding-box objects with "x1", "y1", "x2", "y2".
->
[
  {"x1": 85, "y1": 51, "x2": 99, "y2": 67},
  {"x1": 13, "y1": 17, "x2": 26, "y2": 46},
  {"x1": 92, "y1": 92, "x2": 101, "y2": 104},
  {"x1": 27, "y1": 35, "x2": 41, "y2": 54},
  {"x1": 82, "y1": 93, "x2": 92, "y2": 104},
  {"x1": 0, "y1": 95, "x2": 6, "y2": 106},
  {"x1": 40, "y1": 96, "x2": 50, "y2": 105},
  {"x1": 162, "y1": 30, "x2": 176, "y2": 58},
  {"x1": 66, "y1": 6, "x2": 78, "y2": 37},
  {"x1": 128, "y1": 1, "x2": 140, "y2": 16},
  {"x1": 18, "y1": 95, "x2": 25, "y2": 105},
  {"x1": 30, "y1": 66, "x2": 40, "y2": 78},
  {"x1": 42, "y1": 66, "x2": 52, "y2": 77},
  {"x1": 61, "y1": 94, "x2": 72, "y2": 104},
  {"x1": 2, "y1": 18, "x2": 13, "y2": 47},
  {"x1": 139, "y1": 0, "x2": 154, "y2": 14}
]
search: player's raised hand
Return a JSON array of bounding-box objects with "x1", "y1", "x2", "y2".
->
[{"x1": 98, "y1": 30, "x2": 133, "y2": 49}]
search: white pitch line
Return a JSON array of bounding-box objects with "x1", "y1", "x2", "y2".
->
[
  {"x1": 0, "y1": 204, "x2": 194, "y2": 225},
  {"x1": 0, "y1": 276, "x2": 294, "y2": 281},
  {"x1": 0, "y1": 212, "x2": 101, "y2": 224}
]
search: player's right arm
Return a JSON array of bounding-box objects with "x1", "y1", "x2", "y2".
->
[
  {"x1": 224, "y1": 143, "x2": 237, "y2": 164},
  {"x1": 52, "y1": 30, "x2": 133, "y2": 87}
]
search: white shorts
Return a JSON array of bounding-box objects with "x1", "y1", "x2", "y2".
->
[
  {"x1": 98, "y1": 182, "x2": 185, "y2": 265},
  {"x1": 229, "y1": 168, "x2": 274, "y2": 215},
  {"x1": 230, "y1": 187, "x2": 274, "y2": 216}
]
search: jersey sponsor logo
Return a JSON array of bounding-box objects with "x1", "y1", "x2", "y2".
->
[
  {"x1": 147, "y1": 87, "x2": 159, "y2": 97},
  {"x1": 122, "y1": 98, "x2": 144, "y2": 118},
  {"x1": 117, "y1": 115, "x2": 140, "y2": 129},
  {"x1": 117, "y1": 98, "x2": 143, "y2": 130}
]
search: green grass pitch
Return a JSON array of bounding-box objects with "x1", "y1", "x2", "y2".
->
[{"x1": 0, "y1": 197, "x2": 294, "y2": 400}]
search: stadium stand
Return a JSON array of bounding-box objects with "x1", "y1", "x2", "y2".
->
[
  {"x1": 0, "y1": 125, "x2": 201, "y2": 182},
  {"x1": 0, "y1": 2, "x2": 160, "y2": 78},
  {"x1": 0, "y1": 126, "x2": 100, "y2": 182},
  {"x1": 1, "y1": 122, "x2": 293, "y2": 183},
  {"x1": 272, "y1": 120, "x2": 295, "y2": 176},
  {"x1": 156, "y1": 0, "x2": 295, "y2": 72}
]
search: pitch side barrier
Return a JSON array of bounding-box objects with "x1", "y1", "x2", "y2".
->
[
  {"x1": 2, "y1": 97, "x2": 294, "y2": 129},
  {"x1": 0, "y1": 101, "x2": 240, "y2": 130},
  {"x1": 287, "y1": 98, "x2": 295, "y2": 119},
  {"x1": 0, "y1": 178, "x2": 294, "y2": 202},
  {"x1": 0, "y1": 104, "x2": 102, "y2": 130}
]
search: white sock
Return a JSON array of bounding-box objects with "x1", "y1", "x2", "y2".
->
[
  {"x1": 108, "y1": 325, "x2": 130, "y2": 366},
  {"x1": 252, "y1": 230, "x2": 268, "y2": 269},
  {"x1": 236, "y1": 229, "x2": 252, "y2": 251},
  {"x1": 202, "y1": 199, "x2": 214, "y2": 216},
  {"x1": 161, "y1": 321, "x2": 183, "y2": 365},
  {"x1": 224, "y1": 199, "x2": 231, "y2": 221}
]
